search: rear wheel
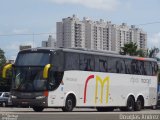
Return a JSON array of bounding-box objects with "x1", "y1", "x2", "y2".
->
[
  {"x1": 33, "y1": 107, "x2": 44, "y2": 112},
  {"x1": 62, "y1": 95, "x2": 75, "y2": 112},
  {"x1": 121, "y1": 96, "x2": 135, "y2": 111},
  {"x1": 135, "y1": 99, "x2": 142, "y2": 111},
  {"x1": 126, "y1": 96, "x2": 135, "y2": 111}
]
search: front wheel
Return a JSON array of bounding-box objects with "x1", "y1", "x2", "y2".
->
[
  {"x1": 62, "y1": 95, "x2": 75, "y2": 112},
  {"x1": 33, "y1": 107, "x2": 44, "y2": 112},
  {"x1": 2, "y1": 102, "x2": 6, "y2": 107}
]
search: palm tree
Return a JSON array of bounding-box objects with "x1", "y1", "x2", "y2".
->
[{"x1": 120, "y1": 42, "x2": 138, "y2": 56}]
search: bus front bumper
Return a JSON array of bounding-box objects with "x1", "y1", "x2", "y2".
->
[{"x1": 11, "y1": 97, "x2": 48, "y2": 107}]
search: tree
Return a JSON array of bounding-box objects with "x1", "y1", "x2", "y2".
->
[
  {"x1": 148, "y1": 47, "x2": 159, "y2": 58},
  {"x1": 0, "y1": 48, "x2": 9, "y2": 91},
  {"x1": 0, "y1": 48, "x2": 6, "y2": 67},
  {"x1": 120, "y1": 42, "x2": 138, "y2": 56}
]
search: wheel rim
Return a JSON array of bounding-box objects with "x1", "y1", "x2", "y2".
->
[
  {"x1": 67, "y1": 99, "x2": 73, "y2": 111},
  {"x1": 128, "y1": 98, "x2": 134, "y2": 111},
  {"x1": 136, "y1": 100, "x2": 141, "y2": 110}
]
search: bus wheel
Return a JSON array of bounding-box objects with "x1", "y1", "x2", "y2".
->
[
  {"x1": 135, "y1": 99, "x2": 142, "y2": 111},
  {"x1": 126, "y1": 96, "x2": 135, "y2": 111},
  {"x1": 62, "y1": 95, "x2": 75, "y2": 112},
  {"x1": 121, "y1": 96, "x2": 135, "y2": 111},
  {"x1": 96, "y1": 107, "x2": 114, "y2": 112},
  {"x1": 33, "y1": 107, "x2": 44, "y2": 112}
]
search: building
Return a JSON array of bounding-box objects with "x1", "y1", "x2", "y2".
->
[
  {"x1": 42, "y1": 35, "x2": 57, "y2": 48},
  {"x1": 19, "y1": 45, "x2": 32, "y2": 51},
  {"x1": 57, "y1": 15, "x2": 85, "y2": 48},
  {"x1": 56, "y1": 15, "x2": 147, "y2": 52},
  {"x1": 83, "y1": 18, "x2": 112, "y2": 51}
]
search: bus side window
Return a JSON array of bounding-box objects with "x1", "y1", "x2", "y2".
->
[
  {"x1": 152, "y1": 62, "x2": 158, "y2": 76},
  {"x1": 144, "y1": 61, "x2": 152, "y2": 76},
  {"x1": 99, "y1": 56, "x2": 108, "y2": 72},
  {"x1": 138, "y1": 61, "x2": 145, "y2": 75},
  {"x1": 79, "y1": 54, "x2": 94, "y2": 71},
  {"x1": 125, "y1": 59, "x2": 132, "y2": 74},
  {"x1": 116, "y1": 58, "x2": 125, "y2": 74},
  {"x1": 131, "y1": 60, "x2": 138, "y2": 74},
  {"x1": 65, "y1": 52, "x2": 79, "y2": 70},
  {"x1": 52, "y1": 51, "x2": 64, "y2": 71},
  {"x1": 108, "y1": 57, "x2": 117, "y2": 73}
]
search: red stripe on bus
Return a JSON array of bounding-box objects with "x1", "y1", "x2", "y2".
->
[{"x1": 84, "y1": 75, "x2": 94, "y2": 103}]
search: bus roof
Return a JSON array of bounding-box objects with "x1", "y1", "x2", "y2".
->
[{"x1": 20, "y1": 47, "x2": 157, "y2": 62}]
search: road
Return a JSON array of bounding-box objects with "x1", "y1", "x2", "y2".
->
[{"x1": 0, "y1": 107, "x2": 160, "y2": 120}]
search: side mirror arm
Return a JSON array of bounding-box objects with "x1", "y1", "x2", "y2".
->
[
  {"x1": 43, "y1": 64, "x2": 51, "y2": 79},
  {"x1": 2, "y1": 64, "x2": 12, "y2": 78}
]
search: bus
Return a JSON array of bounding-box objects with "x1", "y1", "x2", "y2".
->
[{"x1": 2, "y1": 48, "x2": 158, "y2": 112}]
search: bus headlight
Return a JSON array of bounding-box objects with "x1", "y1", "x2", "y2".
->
[
  {"x1": 36, "y1": 96, "x2": 46, "y2": 99},
  {"x1": 11, "y1": 95, "x2": 17, "y2": 99}
]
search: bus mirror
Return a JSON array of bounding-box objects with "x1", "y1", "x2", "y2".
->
[
  {"x1": 43, "y1": 64, "x2": 51, "y2": 79},
  {"x1": 2, "y1": 64, "x2": 12, "y2": 79}
]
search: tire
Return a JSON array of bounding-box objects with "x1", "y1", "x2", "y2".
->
[
  {"x1": 33, "y1": 107, "x2": 44, "y2": 112},
  {"x1": 126, "y1": 96, "x2": 135, "y2": 111},
  {"x1": 121, "y1": 96, "x2": 135, "y2": 111},
  {"x1": 96, "y1": 107, "x2": 114, "y2": 112},
  {"x1": 62, "y1": 95, "x2": 75, "y2": 112},
  {"x1": 152, "y1": 105, "x2": 157, "y2": 110},
  {"x1": 135, "y1": 99, "x2": 142, "y2": 111},
  {"x1": 2, "y1": 102, "x2": 6, "y2": 107}
]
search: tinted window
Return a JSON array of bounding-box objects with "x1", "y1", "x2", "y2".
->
[
  {"x1": 125, "y1": 59, "x2": 132, "y2": 74},
  {"x1": 144, "y1": 61, "x2": 152, "y2": 76},
  {"x1": 151, "y1": 62, "x2": 158, "y2": 75},
  {"x1": 52, "y1": 51, "x2": 64, "y2": 71},
  {"x1": 131, "y1": 60, "x2": 138, "y2": 74},
  {"x1": 65, "y1": 52, "x2": 79, "y2": 70},
  {"x1": 16, "y1": 53, "x2": 50, "y2": 66},
  {"x1": 137, "y1": 61, "x2": 145, "y2": 75},
  {"x1": 116, "y1": 58, "x2": 125, "y2": 73},
  {"x1": 98, "y1": 57, "x2": 108, "y2": 72},
  {"x1": 108, "y1": 57, "x2": 117, "y2": 73},
  {"x1": 79, "y1": 54, "x2": 94, "y2": 71}
]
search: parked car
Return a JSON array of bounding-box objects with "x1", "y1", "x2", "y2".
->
[{"x1": 0, "y1": 92, "x2": 12, "y2": 107}]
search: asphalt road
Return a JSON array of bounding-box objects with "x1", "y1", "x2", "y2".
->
[{"x1": 0, "y1": 107, "x2": 160, "y2": 120}]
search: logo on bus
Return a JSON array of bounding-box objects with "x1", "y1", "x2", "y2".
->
[{"x1": 84, "y1": 75, "x2": 110, "y2": 104}]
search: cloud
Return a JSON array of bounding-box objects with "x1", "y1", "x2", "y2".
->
[
  {"x1": 48, "y1": 0, "x2": 119, "y2": 11},
  {"x1": 12, "y1": 28, "x2": 29, "y2": 34}
]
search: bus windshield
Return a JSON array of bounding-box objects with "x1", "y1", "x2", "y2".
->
[
  {"x1": 15, "y1": 52, "x2": 50, "y2": 66},
  {"x1": 12, "y1": 67, "x2": 48, "y2": 92}
]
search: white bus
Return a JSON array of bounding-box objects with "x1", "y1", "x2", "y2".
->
[{"x1": 2, "y1": 48, "x2": 158, "y2": 112}]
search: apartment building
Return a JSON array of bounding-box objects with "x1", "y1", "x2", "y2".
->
[
  {"x1": 56, "y1": 15, "x2": 147, "y2": 52},
  {"x1": 42, "y1": 35, "x2": 57, "y2": 48},
  {"x1": 57, "y1": 14, "x2": 85, "y2": 48}
]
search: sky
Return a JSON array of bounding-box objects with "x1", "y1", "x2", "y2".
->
[{"x1": 0, "y1": 0, "x2": 160, "y2": 60}]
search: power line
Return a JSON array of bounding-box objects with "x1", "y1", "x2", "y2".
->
[
  {"x1": 0, "y1": 21, "x2": 160, "y2": 37},
  {"x1": 0, "y1": 32, "x2": 56, "y2": 37}
]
